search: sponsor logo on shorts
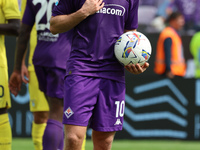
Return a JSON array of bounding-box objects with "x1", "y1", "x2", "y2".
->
[
  {"x1": 114, "y1": 119, "x2": 122, "y2": 125},
  {"x1": 64, "y1": 107, "x2": 74, "y2": 118}
]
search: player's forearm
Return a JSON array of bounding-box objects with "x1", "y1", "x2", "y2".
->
[
  {"x1": 50, "y1": 9, "x2": 89, "y2": 34},
  {"x1": 50, "y1": 0, "x2": 104, "y2": 34},
  {"x1": 14, "y1": 24, "x2": 32, "y2": 72},
  {"x1": 22, "y1": 50, "x2": 27, "y2": 66},
  {"x1": 0, "y1": 19, "x2": 20, "y2": 36}
]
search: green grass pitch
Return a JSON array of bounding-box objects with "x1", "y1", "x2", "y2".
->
[{"x1": 12, "y1": 138, "x2": 200, "y2": 150}]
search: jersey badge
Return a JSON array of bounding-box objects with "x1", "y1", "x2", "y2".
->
[{"x1": 64, "y1": 107, "x2": 74, "y2": 118}]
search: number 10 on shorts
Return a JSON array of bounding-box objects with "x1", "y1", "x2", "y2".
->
[{"x1": 115, "y1": 100, "x2": 125, "y2": 118}]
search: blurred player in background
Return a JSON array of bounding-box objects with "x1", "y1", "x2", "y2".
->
[
  {"x1": 0, "y1": 0, "x2": 20, "y2": 149},
  {"x1": 50, "y1": 0, "x2": 148, "y2": 149},
  {"x1": 154, "y1": 12, "x2": 186, "y2": 78},
  {"x1": 190, "y1": 30, "x2": 200, "y2": 78},
  {"x1": 19, "y1": 0, "x2": 49, "y2": 150},
  {"x1": 9, "y1": 0, "x2": 87, "y2": 150},
  {"x1": 168, "y1": 0, "x2": 200, "y2": 33}
]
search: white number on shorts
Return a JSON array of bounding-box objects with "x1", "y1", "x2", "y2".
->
[
  {"x1": 115, "y1": 100, "x2": 125, "y2": 117},
  {"x1": 0, "y1": 85, "x2": 4, "y2": 97},
  {"x1": 33, "y1": 0, "x2": 56, "y2": 31}
]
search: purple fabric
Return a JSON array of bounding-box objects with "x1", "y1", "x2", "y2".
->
[
  {"x1": 58, "y1": 135, "x2": 64, "y2": 150},
  {"x1": 43, "y1": 119, "x2": 64, "y2": 150},
  {"x1": 52, "y1": 0, "x2": 139, "y2": 83},
  {"x1": 169, "y1": 0, "x2": 200, "y2": 24},
  {"x1": 34, "y1": 66, "x2": 65, "y2": 99},
  {"x1": 22, "y1": 0, "x2": 72, "y2": 69},
  {"x1": 63, "y1": 75, "x2": 125, "y2": 132}
]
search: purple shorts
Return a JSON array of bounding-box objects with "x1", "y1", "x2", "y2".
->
[
  {"x1": 63, "y1": 75, "x2": 125, "y2": 132},
  {"x1": 34, "y1": 66, "x2": 65, "y2": 99}
]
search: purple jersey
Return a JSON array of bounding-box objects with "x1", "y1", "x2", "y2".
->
[
  {"x1": 169, "y1": 0, "x2": 200, "y2": 24},
  {"x1": 52, "y1": 0, "x2": 139, "y2": 83},
  {"x1": 22, "y1": 0, "x2": 72, "y2": 69}
]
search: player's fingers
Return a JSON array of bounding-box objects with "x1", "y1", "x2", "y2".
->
[
  {"x1": 12, "y1": 90, "x2": 18, "y2": 97},
  {"x1": 142, "y1": 62, "x2": 149, "y2": 69},
  {"x1": 26, "y1": 72, "x2": 30, "y2": 81},
  {"x1": 9, "y1": 81, "x2": 16, "y2": 90},
  {"x1": 22, "y1": 77, "x2": 28, "y2": 84},
  {"x1": 9, "y1": 84, "x2": 18, "y2": 96},
  {"x1": 22, "y1": 74, "x2": 29, "y2": 84},
  {"x1": 132, "y1": 64, "x2": 140, "y2": 73},
  {"x1": 126, "y1": 64, "x2": 140, "y2": 74},
  {"x1": 10, "y1": 89, "x2": 16, "y2": 96},
  {"x1": 22, "y1": 75, "x2": 26, "y2": 83},
  {"x1": 17, "y1": 83, "x2": 21, "y2": 92},
  {"x1": 97, "y1": 0, "x2": 104, "y2": 8},
  {"x1": 125, "y1": 64, "x2": 133, "y2": 73},
  {"x1": 9, "y1": 79, "x2": 21, "y2": 96},
  {"x1": 135, "y1": 64, "x2": 144, "y2": 73}
]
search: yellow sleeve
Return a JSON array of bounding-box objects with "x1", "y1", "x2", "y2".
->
[
  {"x1": 21, "y1": 0, "x2": 27, "y2": 17},
  {"x1": 2, "y1": 0, "x2": 21, "y2": 20}
]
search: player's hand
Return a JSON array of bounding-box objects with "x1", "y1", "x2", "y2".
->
[
  {"x1": 9, "y1": 70, "x2": 22, "y2": 96},
  {"x1": 21, "y1": 64, "x2": 29, "y2": 84},
  {"x1": 81, "y1": 0, "x2": 104, "y2": 16},
  {"x1": 125, "y1": 62, "x2": 149, "y2": 74},
  {"x1": 165, "y1": 71, "x2": 174, "y2": 79}
]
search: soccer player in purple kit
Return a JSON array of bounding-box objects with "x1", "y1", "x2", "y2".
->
[
  {"x1": 8, "y1": 0, "x2": 74, "y2": 149},
  {"x1": 50, "y1": 0, "x2": 149, "y2": 149}
]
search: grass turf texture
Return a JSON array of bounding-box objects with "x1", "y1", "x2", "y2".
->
[{"x1": 12, "y1": 138, "x2": 200, "y2": 150}]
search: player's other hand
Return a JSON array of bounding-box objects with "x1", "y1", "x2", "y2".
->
[
  {"x1": 21, "y1": 64, "x2": 29, "y2": 84},
  {"x1": 81, "y1": 0, "x2": 104, "y2": 16},
  {"x1": 9, "y1": 70, "x2": 22, "y2": 96},
  {"x1": 165, "y1": 71, "x2": 174, "y2": 79},
  {"x1": 125, "y1": 62, "x2": 149, "y2": 74}
]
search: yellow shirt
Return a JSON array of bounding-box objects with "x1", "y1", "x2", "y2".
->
[
  {"x1": 0, "y1": 0, "x2": 20, "y2": 68},
  {"x1": 21, "y1": 0, "x2": 36, "y2": 71}
]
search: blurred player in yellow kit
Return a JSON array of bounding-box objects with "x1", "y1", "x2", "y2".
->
[{"x1": 0, "y1": 0, "x2": 20, "y2": 149}]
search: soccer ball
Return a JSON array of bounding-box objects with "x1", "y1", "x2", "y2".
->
[{"x1": 114, "y1": 31, "x2": 152, "y2": 66}]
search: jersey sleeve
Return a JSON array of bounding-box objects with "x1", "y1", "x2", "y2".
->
[
  {"x1": 21, "y1": 0, "x2": 27, "y2": 17},
  {"x1": 125, "y1": 0, "x2": 139, "y2": 30},
  {"x1": 2, "y1": 0, "x2": 21, "y2": 20},
  {"x1": 22, "y1": 0, "x2": 35, "y2": 26},
  {"x1": 52, "y1": 0, "x2": 75, "y2": 16}
]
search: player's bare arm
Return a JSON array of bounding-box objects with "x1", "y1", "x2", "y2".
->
[
  {"x1": 14, "y1": 24, "x2": 32, "y2": 71},
  {"x1": 9, "y1": 23, "x2": 32, "y2": 96},
  {"x1": 50, "y1": 0, "x2": 104, "y2": 34},
  {"x1": 0, "y1": 19, "x2": 20, "y2": 36},
  {"x1": 21, "y1": 52, "x2": 29, "y2": 84}
]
